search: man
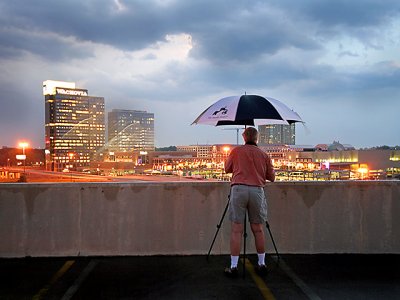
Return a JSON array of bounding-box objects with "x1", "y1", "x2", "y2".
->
[{"x1": 224, "y1": 127, "x2": 275, "y2": 277}]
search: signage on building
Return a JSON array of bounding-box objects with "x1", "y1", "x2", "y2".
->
[{"x1": 56, "y1": 88, "x2": 88, "y2": 96}]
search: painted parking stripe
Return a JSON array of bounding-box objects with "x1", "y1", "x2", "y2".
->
[
  {"x1": 32, "y1": 260, "x2": 75, "y2": 300},
  {"x1": 272, "y1": 257, "x2": 321, "y2": 300},
  {"x1": 61, "y1": 259, "x2": 98, "y2": 300},
  {"x1": 244, "y1": 258, "x2": 276, "y2": 300}
]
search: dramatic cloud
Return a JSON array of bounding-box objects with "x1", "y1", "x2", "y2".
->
[{"x1": 0, "y1": 0, "x2": 399, "y2": 148}]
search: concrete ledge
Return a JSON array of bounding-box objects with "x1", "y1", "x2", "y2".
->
[{"x1": 0, "y1": 181, "x2": 399, "y2": 257}]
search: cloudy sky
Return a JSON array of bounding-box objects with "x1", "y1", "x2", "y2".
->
[{"x1": 0, "y1": 0, "x2": 399, "y2": 149}]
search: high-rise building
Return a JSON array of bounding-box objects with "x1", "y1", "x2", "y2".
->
[
  {"x1": 258, "y1": 124, "x2": 296, "y2": 145},
  {"x1": 107, "y1": 109, "x2": 155, "y2": 152},
  {"x1": 43, "y1": 80, "x2": 105, "y2": 171}
]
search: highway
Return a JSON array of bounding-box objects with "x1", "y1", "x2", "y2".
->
[{"x1": 1, "y1": 167, "x2": 215, "y2": 183}]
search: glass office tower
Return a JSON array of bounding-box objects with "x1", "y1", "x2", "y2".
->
[
  {"x1": 43, "y1": 80, "x2": 105, "y2": 171},
  {"x1": 107, "y1": 109, "x2": 155, "y2": 152},
  {"x1": 258, "y1": 124, "x2": 296, "y2": 145}
]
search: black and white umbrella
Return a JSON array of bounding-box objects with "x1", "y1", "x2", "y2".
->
[{"x1": 192, "y1": 94, "x2": 303, "y2": 126}]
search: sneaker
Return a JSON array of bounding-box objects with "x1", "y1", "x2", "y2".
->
[
  {"x1": 224, "y1": 266, "x2": 238, "y2": 278},
  {"x1": 255, "y1": 264, "x2": 268, "y2": 276}
]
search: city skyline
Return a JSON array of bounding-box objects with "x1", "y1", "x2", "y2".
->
[{"x1": 0, "y1": 1, "x2": 399, "y2": 149}]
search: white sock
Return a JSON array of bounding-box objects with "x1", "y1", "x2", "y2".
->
[
  {"x1": 257, "y1": 253, "x2": 265, "y2": 266},
  {"x1": 231, "y1": 255, "x2": 239, "y2": 268}
]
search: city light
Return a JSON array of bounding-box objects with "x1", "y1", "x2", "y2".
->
[
  {"x1": 357, "y1": 167, "x2": 369, "y2": 180},
  {"x1": 390, "y1": 155, "x2": 400, "y2": 161},
  {"x1": 18, "y1": 142, "x2": 29, "y2": 153},
  {"x1": 68, "y1": 152, "x2": 75, "y2": 170},
  {"x1": 18, "y1": 141, "x2": 29, "y2": 174},
  {"x1": 357, "y1": 167, "x2": 368, "y2": 173}
]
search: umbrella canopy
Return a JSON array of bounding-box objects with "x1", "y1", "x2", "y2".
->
[{"x1": 192, "y1": 95, "x2": 303, "y2": 126}]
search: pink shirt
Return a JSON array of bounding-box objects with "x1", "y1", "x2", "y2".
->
[{"x1": 225, "y1": 144, "x2": 275, "y2": 187}]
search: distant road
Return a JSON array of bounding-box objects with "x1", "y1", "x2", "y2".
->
[
  {"x1": 3, "y1": 168, "x2": 112, "y2": 183},
  {"x1": 2, "y1": 168, "x2": 218, "y2": 183}
]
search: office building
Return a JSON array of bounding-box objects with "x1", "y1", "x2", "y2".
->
[
  {"x1": 177, "y1": 145, "x2": 214, "y2": 158},
  {"x1": 177, "y1": 144, "x2": 235, "y2": 163},
  {"x1": 107, "y1": 109, "x2": 154, "y2": 152},
  {"x1": 43, "y1": 80, "x2": 105, "y2": 171},
  {"x1": 258, "y1": 124, "x2": 296, "y2": 145}
]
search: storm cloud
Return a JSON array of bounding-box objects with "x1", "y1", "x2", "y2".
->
[{"x1": 0, "y1": 0, "x2": 399, "y2": 148}]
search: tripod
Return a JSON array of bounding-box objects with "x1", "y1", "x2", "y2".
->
[{"x1": 207, "y1": 194, "x2": 280, "y2": 277}]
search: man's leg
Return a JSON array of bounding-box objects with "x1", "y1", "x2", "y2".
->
[
  {"x1": 230, "y1": 222, "x2": 244, "y2": 256},
  {"x1": 225, "y1": 185, "x2": 246, "y2": 277},
  {"x1": 250, "y1": 223, "x2": 265, "y2": 254},
  {"x1": 224, "y1": 222, "x2": 243, "y2": 277},
  {"x1": 250, "y1": 222, "x2": 268, "y2": 272}
]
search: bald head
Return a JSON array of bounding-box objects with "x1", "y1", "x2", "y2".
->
[{"x1": 242, "y1": 127, "x2": 258, "y2": 144}]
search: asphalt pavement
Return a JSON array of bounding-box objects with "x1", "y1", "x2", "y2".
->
[{"x1": 0, "y1": 254, "x2": 399, "y2": 299}]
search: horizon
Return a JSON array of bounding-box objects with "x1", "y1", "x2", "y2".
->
[{"x1": 2, "y1": 142, "x2": 400, "y2": 151}]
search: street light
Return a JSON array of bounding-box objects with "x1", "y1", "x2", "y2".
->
[
  {"x1": 221, "y1": 146, "x2": 231, "y2": 179},
  {"x1": 18, "y1": 142, "x2": 29, "y2": 174},
  {"x1": 68, "y1": 153, "x2": 75, "y2": 181},
  {"x1": 45, "y1": 149, "x2": 50, "y2": 171},
  {"x1": 223, "y1": 146, "x2": 230, "y2": 158}
]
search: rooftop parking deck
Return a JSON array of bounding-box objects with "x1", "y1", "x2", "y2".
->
[{"x1": 1, "y1": 254, "x2": 399, "y2": 299}]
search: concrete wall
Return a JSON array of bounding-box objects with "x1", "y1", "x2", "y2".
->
[{"x1": 0, "y1": 181, "x2": 399, "y2": 257}]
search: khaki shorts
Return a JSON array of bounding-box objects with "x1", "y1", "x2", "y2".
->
[{"x1": 228, "y1": 185, "x2": 267, "y2": 224}]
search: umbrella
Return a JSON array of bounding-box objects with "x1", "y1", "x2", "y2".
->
[{"x1": 192, "y1": 94, "x2": 303, "y2": 126}]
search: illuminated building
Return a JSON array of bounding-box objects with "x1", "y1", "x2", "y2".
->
[
  {"x1": 177, "y1": 144, "x2": 236, "y2": 162},
  {"x1": 43, "y1": 80, "x2": 105, "y2": 171},
  {"x1": 107, "y1": 109, "x2": 154, "y2": 152},
  {"x1": 258, "y1": 124, "x2": 296, "y2": 145},
  {"x1": 259, "y1": 144, "x2": 294, "y2": 164},
  {"x1": 177, "y1": 145, "x2": 214, "y2": 158}
]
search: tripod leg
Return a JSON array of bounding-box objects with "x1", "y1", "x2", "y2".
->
[
  {"x1": 207, "y1": 195, "x2": 230, "y2": 261},
  {"x1": 266, "y1": 220, "x2": 280, "y2": 262}
]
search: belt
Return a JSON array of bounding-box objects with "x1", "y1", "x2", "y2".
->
[{"x1": 231, "y1": 183, "x2": 262, "y2": 187}]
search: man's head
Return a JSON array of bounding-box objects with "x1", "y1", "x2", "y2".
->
[{"x1": 242, "y1": 127, "x2": 258, "y2": 144}]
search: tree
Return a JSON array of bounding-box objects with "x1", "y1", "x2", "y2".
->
[{"x1": 155, "y1": 146, "x2": 177, "y2": 151}]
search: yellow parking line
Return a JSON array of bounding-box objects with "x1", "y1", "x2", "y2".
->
[
  {"x1": 244, "y1": 258, "x2": 276, "y2": 300},
  {"x1": 32, "y1": 260, "x2": 75, "y2": 300}
]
